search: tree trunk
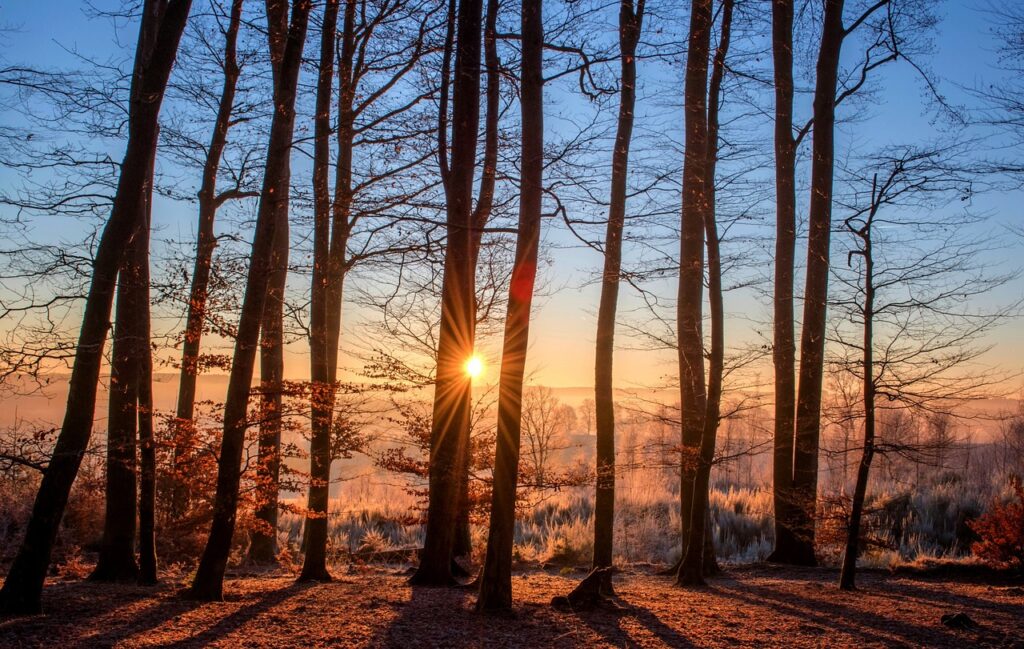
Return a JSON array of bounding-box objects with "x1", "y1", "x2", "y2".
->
[
  {"x1": 300, "y1": 0, "x2": 341, "y2": 582},
  {"x1": 412, "y1": 0, "x2": 482, "y2": 587},
  {"x1": 678, "y1": 0, "x2": 731, "y2": 587},
  {"x1": 591, "y1": 0, "x2": 644, "y2": 592},
  {"x1": 791, "y1": 0, "x2": 845, "y2": 568},
  {"x1": 476, "y1": 0, "x2": 543, "y2": 612},
  {"x1": 137, "y1": 146, "x2": 158, "y2": 585},
  {"x1": 452, "y1": 0, "x2": 502, "y2": 561},
  {"x1": 90, "y1": 186, "x2": 151, "y2": 584},
  {"x1": 247, "y1": 201, "x2": 288, "y2": 564},
  {"x1": 768, "y1": 0, "x2": 802, "y2": 565},
  {"x1": 188, "y1": 0, "x2": 310, "y2": 602},
  {"x1": 171, "y1": 0, "x2": 244, "y2": 520},
  {"x1": 840, "y1": 182, "x2": 876, "y2": 591},
  {"x1": 0, "y1": 0, "x2": 192, "y2": 615},
  {"x1": 674, "y1": 0, "x2": 711, "y2": 588}
]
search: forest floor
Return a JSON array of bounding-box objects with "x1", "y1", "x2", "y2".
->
[{"x1": 1, "y1": 564, "x2": 1022, "y2": 648}]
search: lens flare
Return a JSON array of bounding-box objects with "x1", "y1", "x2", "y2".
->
[{"x1": 464, "y1": 354, "x2": 484, "y2": 379}]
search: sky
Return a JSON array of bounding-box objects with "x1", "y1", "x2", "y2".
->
[{"x1": 1, "y1": 0, "x2": 1021, "y2": 394}]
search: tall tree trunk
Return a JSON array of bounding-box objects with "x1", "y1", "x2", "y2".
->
[
  {"x1": 90, "y1": 176, "x2": 154, "y2": 584},
  {"x1": 674, "y1": 0, "x2": 711, "y2": 588},
  {"x1": 300, "y1": 0, "x2": 341, "y2": 582},
  {"x1": 678, "y1": 0, "x2": 731, "y2": 587},
  {"x1": 188, "y1": 0, "x2": 311, "y2": 602},
  {"x1": 791, "y1": 0, "x2": 845, "y2": 567},
  {"x1": 171, "y1": 0, "x2": 245, "y2": 520},
  {"x1": 839, "y1": 182, "x2": 877, "y2": 591},
  {"x1": 768, "y1": 0, "x2": 802, "y2": 565},
  {"x1": 412, "y1": 0, "x2": 482, "y2": 587},
  {"x1": 138, "y1": 145, "x2": 158, "y2": 585},
  {"x1": 0, "y1": 0, "x2": 192, "y2": 616},
  {"x1": 248, "y1": 203, "x2": 288, "y2": 564},
  {"x1": 476, "y1": 0, "x2": 543, "y2": 612},
  {"x1": 591, "y1": 0, "x2": 644, "y2": 592},
  {"x1": 453, "y1": 0, "x2": 502, "y2": 562}
]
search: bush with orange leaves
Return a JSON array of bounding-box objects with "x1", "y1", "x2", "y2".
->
[{"x1": 970, "y1": 475, "x2": 1024, "y2": 570}]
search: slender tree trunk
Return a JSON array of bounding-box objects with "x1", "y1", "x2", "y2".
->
[
  {"x1": 300, "y1": 0, "x2": 341, "y2": 582},
  {"x1": 791, "y1": 0, "x2": 845, "y2": 567},
  {"x1": 591, "y1": 0, "x2": 644, "y2": 592},
  {"x1": 840, "y1": 187, "x2": 876, "y2": 591},
  {"x1": 138, "y1": 147, "x2": 158, "y2": 585},
  {"x1": 171, "y1": 0, "x2": 244, "y2": 519},
  {"x1": 768, "y1": 0, "x2": 802, "y2": 565},
  {"x1": 476, "y1": 0, "x2": 543, "y2": 612},
  {"x1": 188, "y1": 0, "x2": 310, "y2": 602},
  {"x1": 0, "y1": 0, "x2": 192, "y2": 616},
  {"x1": 454, "y1": 0, "x2": 502, "y2": 562},
  {"x1": 674, "y1": 0, "x2": 711, "y2": 588},
  {"x1": 678, "y1": 0, "x2": 731, "y2": 587},
  {"x1": 412, "y1": 0, "x2": 482, "y2": 587}
]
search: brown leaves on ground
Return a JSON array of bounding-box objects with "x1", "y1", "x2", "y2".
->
[{"x1": 1, "y1": 565, "x2": 1021, "y2": 648}]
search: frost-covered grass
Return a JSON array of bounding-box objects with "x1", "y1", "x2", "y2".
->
[{"x1": 290, "y1": 462, "x2": 1006, "y2": 571}]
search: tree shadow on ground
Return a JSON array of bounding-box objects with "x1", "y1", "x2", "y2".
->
[{"x1": 0, "y1": 581, "x2": 199, "y2": 647}]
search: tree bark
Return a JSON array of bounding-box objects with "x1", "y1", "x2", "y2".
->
[
  {"x1": 454, "y1": 0, "x2": 502, "y2": 562},
  {"x1": 674, "y1": 0, "x2": 711, "y2": 588},
  {"x1": 678, "y1": 0, "x2": 731, "y2": 587},
  {"x1": 412, "y1": 0, "x2": 482, "y2": 587},
  {"x1": 0, "y1": 0, "x2": 192, "y2": 616},
  {"x1": 300, "y1": 0, "x2": 341, "y2": 582},
  {"x1": 476, "y1": 0, "x2": 543, "y2": 612},
  {"x1": 138, "y1": 146, "x2": 158, "y2": 585},
  {"x1": 591, "y1": 0, "x2": 644, "y2": 591},
  {"x1": 839, "y1": 179, "x2": 877, "y2": 591},
  {"x1": 791, "y1": 0, "x2": 845, "y2": 568},
  {"x1": 768, "y1": 0, "x2": 803, "y2": 565},
  {"x1": 247, "y1": 200, "x2": 288, "y2": 564},
  {"x1": 90, "y1": 189, "x2": 150, "y2": 584},
  {"x1": 188, "y1": 0, "x2": 311, "y2": 602},
  {"x1": 171, "y1": 0, "x2": 245, "y2": 520}
]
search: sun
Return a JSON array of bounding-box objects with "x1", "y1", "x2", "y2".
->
[{"x1": 464, "y1": 354, "x2": 484, "y2": 379}]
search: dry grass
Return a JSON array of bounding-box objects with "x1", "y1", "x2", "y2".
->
[{"x1": 1, "y1": 565, "x2": 1021, "y2": 648}]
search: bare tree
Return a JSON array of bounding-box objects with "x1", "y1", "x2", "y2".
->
[
  {"x1": 0, "y1": 0, "x2": 193, "y2": 615},
  {"x1": 476, "y1": 0, "x2": 544, "y2": 611},
  {"x1": 188, "y1": 0, "x2": 311, "y2": 602},
  {"x1": 831, "y1": 146, "x2": 1016, "y2": 589},
  {"x1": 412, "y1": 0, "x2": 483, "y2": 587},
  {"x1": 589, "y1": 0, "x2": 644, "y2": 591}
]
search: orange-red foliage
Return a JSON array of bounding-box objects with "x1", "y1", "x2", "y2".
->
[{"x1": 970, "y1": 476, "x2": 1024, "y2": 569}]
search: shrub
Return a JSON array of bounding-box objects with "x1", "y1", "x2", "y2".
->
[{"x1": 970, "y1": 476, "x2": 1024, "y2": 569}]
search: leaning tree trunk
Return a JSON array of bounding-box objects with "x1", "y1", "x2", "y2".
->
[
  {"x1": 411, "y1": 0, "x2": 483, "y2": 587},
  {"x1": 300, "y1": 0, "x2": 341, "y2": 582},
  {"x1": 188, "y1": 0, "x2": 311, "y2": 602},
  {"x1": 768, "y1": 0, "x2": 802, "y2": 565},
  {"x1": 791, "y1": 0, "x2": 845, "y2": 568},
  {"x1": 0, "y1": 0, "x2": 192, "y2": 616},
  {"x1": 591, "y1": 0, "x2": 644, "y2": 593},
  {"x1": 674, "y1": 0, "x2": 711, "y2": 588},
  {"x1": 171, "y1": 0, "x2": 245, "y2": 520},
  {"x1": 476, "y1": 0, "x2": 543, "y2": 612}
]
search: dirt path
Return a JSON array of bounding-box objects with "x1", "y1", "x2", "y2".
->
[{"x1": 1, "y1": 565, "x2": 1021, "y2": 647}]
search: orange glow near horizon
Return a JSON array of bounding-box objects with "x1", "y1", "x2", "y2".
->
[{"x1": 464, "y1": 354, "x2": 485, "y2": 379}]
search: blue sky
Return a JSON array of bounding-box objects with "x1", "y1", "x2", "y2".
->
[{"x1": 1, "y1": 0, "x2": 1021, "y2": 389}]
